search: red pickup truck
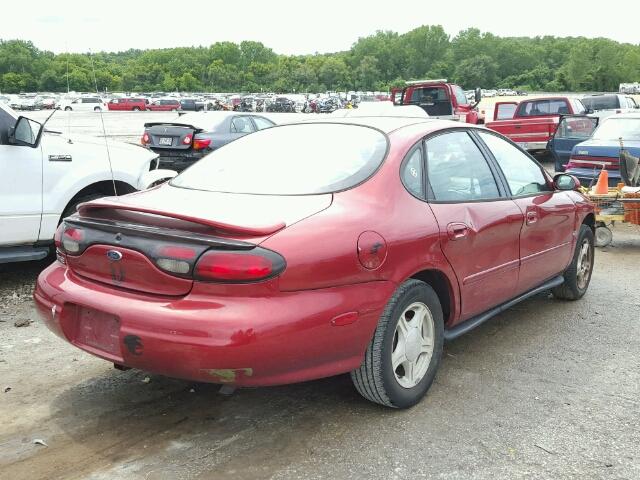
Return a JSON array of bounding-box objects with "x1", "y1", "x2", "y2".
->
[
  {"x1": 391, "y1": 79, "x2": 483, "y2": 124},
  {"x1": 485, "y1": 97, "x2": 586, "y2": 152}
]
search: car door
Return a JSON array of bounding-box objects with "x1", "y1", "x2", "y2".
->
[
  {"x1": 493, "y1": 101, "x2": 518, "y2": 121},
  {"x1": 476, "y1": 131, "x2": 576, "y2": 295},
  {"x1": 548, "y1": 115, "x2": 599, "y2": 172},
  {"x1": 425, "y1": 130, "x2": 524, "y2": 320},
  {"x1": 0, "y1": 112, "x2": 43, "y2": 245}
]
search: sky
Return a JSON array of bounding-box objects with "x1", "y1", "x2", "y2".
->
[{"x1": 3, "y1": 0, "x2": 639, "y2": 55}]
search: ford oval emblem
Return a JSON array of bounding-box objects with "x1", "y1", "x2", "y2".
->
[{"x1": 107, "y1": 250, "x2": 123, "y2": 261}]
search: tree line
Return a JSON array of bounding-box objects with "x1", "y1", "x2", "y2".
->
[{"x1": 1, "y1": 26, "x2": 639, "y2": 94}]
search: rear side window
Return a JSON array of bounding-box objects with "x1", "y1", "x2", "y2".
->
[
  {"x1": 581, "y1": 96, "x2": 619, "y2": 111},
  {"x1": 495, "y1": 103, "x2": 517, "y2": 120},
  {"x1": 401, "y1": 147, "x2": 424, "y2": 198},
  {"x1": 230, "y1": 116, "x2": 255, "y2": 133},
  {"x1": 252, "y1": 116, "x2": 274, "y2": 130},
  {"x1": 478, "y1": 131, "x2": 550, "y2": 196},
  {"x1": 171, "y1": 123, "x2": 388, "y2": 195},
  {"x1": 518, "y1": 99, "x2": 570, "y2": 116},
  {"x1": 425, "y1": 131, "x2": 500, "y2": 202}
]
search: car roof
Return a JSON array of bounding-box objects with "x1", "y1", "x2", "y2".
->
[
  {"x1": 298, "y1": 116, "x2": 456, "y2": 134},
  {"x1": 603, "y1": 112, "x2": 640, "y2": 119}
]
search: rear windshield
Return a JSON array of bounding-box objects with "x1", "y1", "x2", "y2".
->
[
  {"x1": 517, "y1": 99, "x2": 570, "y2": 116},
  {"x1": 592, "y1": 118, "x2": 640, "y2": 140},
  {"x1": 171, "y1": 123, "x2": 388, "y2": 195},
  {"x1": 582, "y1": 96, "x2": 619, "y2": 111}
]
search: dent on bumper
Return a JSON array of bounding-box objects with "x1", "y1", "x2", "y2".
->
[{"x1": 34, "y1": 263, "x2": 395, "y2": 386}]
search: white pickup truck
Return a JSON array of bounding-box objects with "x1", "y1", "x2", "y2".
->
[{"x1": 0, "y1": 104, "x2": 176, "y2": 263}]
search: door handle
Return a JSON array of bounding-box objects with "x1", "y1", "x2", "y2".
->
[
  {"x1": 526, "y1": 211, "x2": 538, "y2": 225},
  {"x1": 447, "y1": 223, "x2": 469, "y2": 240}
]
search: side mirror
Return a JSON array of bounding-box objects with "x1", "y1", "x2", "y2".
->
[
  {"x1": 474, "y1": 87, "x2": 482, "y2": 104},
  {"x1": 8, "y1": 116, "x2": 44, "y2": 148},
  {"x1": 554, "y1": 173, "x2": 581, "y2": 191}
]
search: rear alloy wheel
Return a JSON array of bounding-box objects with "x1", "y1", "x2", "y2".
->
[
  {"x1": 552, "y1": 224, "x2": 595, "y2": 300},
  {"x1": 351, "y1": 279, "x2": 444, "y2": 408}
]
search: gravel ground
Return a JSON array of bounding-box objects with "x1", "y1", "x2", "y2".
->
[{"x1": 1, "y1": 223, "x2": 639, "y2": 480}]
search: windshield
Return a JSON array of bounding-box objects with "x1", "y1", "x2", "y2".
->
[
  {"x1": 592, "y1": 118, "x2": 640, "y2": 141},
  {"x1": 171, "y1": 123, "x2": 388, "y2": 195}
]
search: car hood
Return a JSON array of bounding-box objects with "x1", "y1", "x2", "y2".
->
[
  {"x1": 43, "y1": 132, "x2": 157, "y2": 167},
  {"x1": 78, "y1": 183, "x2": 333, "y2": 237},
  {"x1": 573, "y1": 139, "x2": 640, "y2": 157}
]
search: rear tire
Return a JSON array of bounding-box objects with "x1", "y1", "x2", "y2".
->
[
  {"x1": 552, "y1": 224, "x2": 594, "y2": 300},
  {"x1": 351, "y1": 279, "x2": 444, "y2": 408},
  {"x1": 132, "y1": 107, "x2": 140, "y2": 111},
  {"x1": 94, "y1": 106, "x2": 101, "y2": 112},
  {"x1": 64, "y1": 107, "x2": 72, "y2": 111}
]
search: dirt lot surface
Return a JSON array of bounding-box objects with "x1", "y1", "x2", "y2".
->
[{"x1": 1, "y1": 223, "x2": 639, "y2": 480}]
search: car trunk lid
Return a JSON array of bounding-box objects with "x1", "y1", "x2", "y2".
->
[
  {"x1": 62, "y1": 185, "x2": 332, "y2": 294},
  {"x1": 143, "y1": 123, "x2": 202, "y2": 150}
]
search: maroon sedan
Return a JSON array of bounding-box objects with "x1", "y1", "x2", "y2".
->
[{"x1": 35, "y1": 118, "x2": 595, "y2": 408}]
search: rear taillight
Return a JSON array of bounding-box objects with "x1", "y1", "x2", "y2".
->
[
  {"x1": 194, "y1": 248, "x2": 285, "y2": 282},
  {"x1": 61, "y1": 226, "x2": 85, "y2": 254},
  {"x1": 182, "y1": 134, "x2": 192, "y2": 145},
  {"x1": 54, "y1": 224, "x2": 64, "y2": 248},
  {"x1": 141, "y1": 132, "x2": 150, "y2": 145},
  {"x1": 193, "y1": 137, "x2": 211, "y2": 150}
]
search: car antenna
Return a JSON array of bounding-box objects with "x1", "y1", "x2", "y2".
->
[{"x1": 89, "y1": 49, "x2": 117, "y2": 196}]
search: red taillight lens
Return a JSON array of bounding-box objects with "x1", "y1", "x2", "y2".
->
[
  {"x1": 141, "y1": 132, "x2": 150, "y2": 145},
  {"x1": 182, "y1": 134, "x2": 192, "y2": 145},
  {"x1": 194, "y1": 249, "x2": 285, "y2": 282},
  {"x1": 61, "y1": 227, "x2": 84, "y2": 254},
  {"x1": 193, "y1": 138, "x2": 211, "y2": 150}
]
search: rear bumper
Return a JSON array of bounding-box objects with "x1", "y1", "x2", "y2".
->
[
  {"x1": 151, "y1": 150, "x2": 207, "y2": 171},
  {"x1": 34, "y1": 262, "x2": 395, "y2": 386},
  {"x1": 565, "y1": 167, "x2": 621, "y2": 188}
]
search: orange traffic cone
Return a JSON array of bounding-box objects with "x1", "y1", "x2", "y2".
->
[{"x1": 592, "y1": 169, "x2": 609, "y2": 195}]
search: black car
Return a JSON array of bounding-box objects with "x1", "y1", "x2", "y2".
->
[
  {"x1": 179, "y1": 98, "x2": 213, "y2": 112},
  {"x1": 141, "y1": 111, "x2": 276, "y2": 171}
]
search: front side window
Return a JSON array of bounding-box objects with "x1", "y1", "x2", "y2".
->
[
  {"x1": 426, "y1": 131, "x2": 500, "y2": 202},
  {"x1": 452, "y1": 86, "x2": 469, "y2": 106},
  {"x1": 171, "y1": 123, "x2": 388, "y2": 195},
  {"x1": 478, "y1": 131, "x2": 550, "y2": 196}
]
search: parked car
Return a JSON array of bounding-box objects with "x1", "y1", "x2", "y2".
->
[
  {"x1": 0, "y1": 103, "x2": 176, "y2": 264},
  {"x1": 141, "y1": 111, "x2": 276, "y2": 171},
  {"x1": 179, "y1": 98, "x2": 212, "y2": 112},
  {"x1": 391, "y1": 79, "x2": 482, "y2": 124},
  {"x1": 581, "y1": 94, "x2": 639, "y2": 119},
  {"x1": 36, "y1": 118, "x2": 595, "y2": 408},
  {"x1": 497, "y1": 89, "x2": 517, "y2": 96},
  {"x1": 481, "y1": 89, "x2": 497, "y2": 98},
  {"x1": 146, "y1": 99, "x2": 181, "y2": 111},
  {"x1": 550, "y1": 113, "x2": 640, "y2": 187},
  {"x1": 107, "y1": 97, "x2": 148, "y2": 111},
  {"x1": 486, "y1": 96, "x2": 586, "y2": 152},
  {"x1": 59, "y1": 97, "x2": 107, "y2": 112}
]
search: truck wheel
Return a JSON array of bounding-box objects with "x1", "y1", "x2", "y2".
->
[
  {"x1": 132, "y1": 107, "x2": 141, "y2": 111},
  {"x1": 351, "y1": 279, "x2": 444, "y2": 408},
  {"x1": 64, "y1": 107, "x2": 72, "y2": 111},
  {"x1": 552, "y1": 225, "x2": 594, "y2": 300},
  {"x1": 61, "y1": 194, "x2": 104, "y2": 222},
  {"x1": 94, "y1": 106, "x2": 101, "y2": 112}
]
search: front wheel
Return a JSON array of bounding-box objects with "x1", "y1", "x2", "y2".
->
[
  {"x1": 552, "y1": 224, "x2": 595, "y2": 300},
  {"x1": 94, "y1": 106, "x2": 101, "y2": 112},
  {"x1": 351, "y1": 279, "x2": 444, "y2": 408},
  {"x1": 132, "y1": 107, "x2": 141, "y2": 111},
  {"x1": 64, "y1": 107, "x2": 72, "y2": 111}
]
